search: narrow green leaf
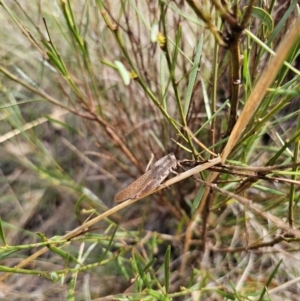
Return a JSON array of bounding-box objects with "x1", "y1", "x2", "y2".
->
[
  {"x1": 143, "y1": 257, "x2": 156, "y2": 273},
  {"x1": 242, "y1": 49, "x2": 252, "y2": 98},
  {"x1": 130, "y1": 253, "x2": 143, "y2": 292},
  {"x1": 266, "y1": 128, "x2": 300, "y2": 165},
  {"x1": 49, "y1": 245, "x2": 81, "y2": 265},
  {"x1": 151, "y1": 20, "x2": 159, "y2": 43},
  {"x1": 244, "y1": 6, "x2": 273, "y2": 32},
  {"x1": 75, "y1": 194, "x2": 86, "y2": 222},
  {"x1": 150, "y1": 232, "x2": 158, "y2": 259},
  {"x1": 170, "y1": 23, "x2": 182, "y2": 77},
  {"x1": 61, "y1": 0, "x2": 86, "y2": 54},
  {"x1": 258, "y1": 259, "x2": 282, "y2": 300},
  {"x1": 0, "y1": 218, "x2": 7, "y2": 246},
  {"x1": 146, "y1": 289, "x2": 171, "y2": 301},
  {"x1": 114, "y1": 60, "x2": 130, "y2": 85},
  {"x1": 192, "y1": 185, "x2": 205, "y2": 211},
  {"x1": 117, "y1": 256, "x2": 130, "y2": 280},
  {"x1": 0, "y1": 250, "x2": 18, "y2": 260},
  {"x1": 201, "y1": 78, "x2": 212, "y2": 120},
  {"x1": 164, "y1": 245, "x2": 171, "y2": 295},
  {"x1": 275, "y1": 170, "x2": 300, "y2": 176},
  {"x1": 184, "y1": 35, "x2": 203, "y2": 117},
  {"x1": 67, "y1": 271, "x2": 76, "y2": 301},
  {"x1": 160, "y1": 52, "x2": 167, "y2": 108},
  {"x1": 47, "y1": 51, "x2": 67, "y2": 76},
  {"x1": 267, "y1": 88, "x2": 300, "y2": 97},
  {"x1": 215, "y1": 289, "x2": 236, "y2": 300},
  {"x1": 133, "y1": 252, "x2": 151, "y2": 289},
  {"x1": 98, "y1": 225, "x2": 118, "y2": 262},
  {"x1": 194, "y1": 99, "x2": 229, "y2": 136},
  {"x1": 267, "y1": 0, "x2": 298, "y2": 44},
  {"x1": 36, "y1": 233, "x2": 81, "y2": 264},
  {"x1": 253, "y1": 184, "x2": 286, "y2": 196}
]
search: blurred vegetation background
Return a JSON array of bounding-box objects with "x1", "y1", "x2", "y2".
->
[{"x1": 0, "y1": 0, "x2": 299, "y2": 300}]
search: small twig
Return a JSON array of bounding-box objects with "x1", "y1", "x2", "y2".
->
[
  {"x1": 193, "y1": 177, "x2": 300, "y2": 238},
  {"x1": 209, "y1": 235, "x2": 300, "y2": 253},
  {"x1": 184, "y1": 126, "x2": 218, "y2": 157}
]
